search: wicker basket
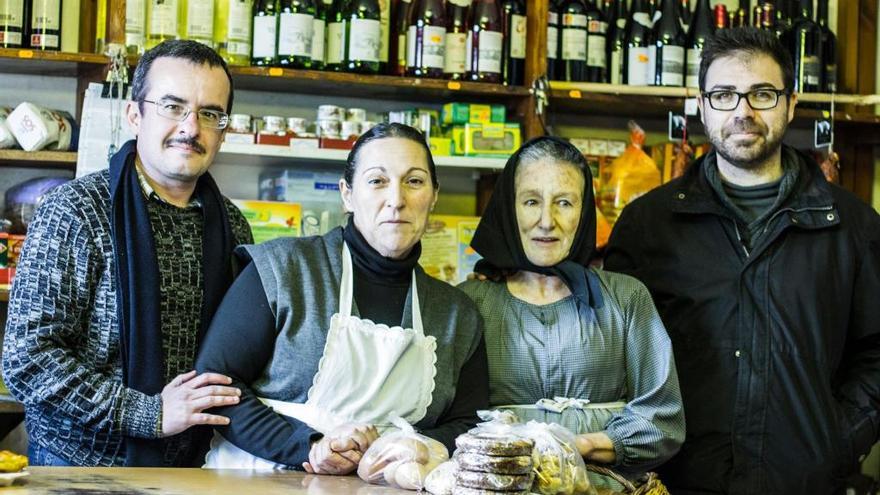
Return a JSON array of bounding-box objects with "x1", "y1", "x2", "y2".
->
[{"x1": 586, "y1": 465, "x2": 670, "y2": 495}]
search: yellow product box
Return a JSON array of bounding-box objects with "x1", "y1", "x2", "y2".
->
[
  {"x1": 452, "y1": 123, "x2": 521, "y2": 157},
  {"x1": 231, "y1": 200, "x2": 302, "y2": 244},
  {"x1": 429, "y1": 137, "x2": 453, "y2": 156},
  {"x1": 420, "y1": 215, "x2": 482, "y2": 285},
  {"x1": 442, "y1": 103, "x2": 506, "y2": 125}
]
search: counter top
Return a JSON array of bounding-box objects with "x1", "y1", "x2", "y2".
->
[{"x1": 2, "y1": 467, "x2": 413, "y2": 494}]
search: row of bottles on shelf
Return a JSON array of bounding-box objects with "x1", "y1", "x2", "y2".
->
[
  {"x1": 0, "y1": 0, "x2": 62, "y2": 50},
  {"x1": 97, "y1": 0, "x2": 528, "y2": 85},
  {"x1": 550, "y1": 0, "x2": 838, "y2": 93}
]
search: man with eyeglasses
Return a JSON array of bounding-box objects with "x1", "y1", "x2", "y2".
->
[
  {"x1": 605, "y1": 27, "x2": 880, "y2": 494},
  {"x1": 3, "y1": 40, "x2": 253, "y2": 467}
]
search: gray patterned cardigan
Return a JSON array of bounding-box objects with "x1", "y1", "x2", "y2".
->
[{"x1": 2, "y1": 169, "x2": 252, "y2": 466}]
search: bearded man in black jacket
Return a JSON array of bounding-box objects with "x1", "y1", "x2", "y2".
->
[{"x1": 605, "y1": 27, "x2": 880, "y2": 495}]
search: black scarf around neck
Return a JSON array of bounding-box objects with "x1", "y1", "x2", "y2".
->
[
  {"x1": 342, "y1": 215, "x2": 420, "y2": 282},
  {"x1": 109, "y1": 139, "x2": 236, "y2": 466},
  {"x1": 470, "y1": 136, "x2": 604, "y2": 311}
]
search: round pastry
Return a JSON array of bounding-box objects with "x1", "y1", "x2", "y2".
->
[
  {"x1": 455, "y1": 432, "x2": 534, "y2": 457},
  {"x1": 455, "y1": 469, "x2": 534, "y2": 491},
  {"x1": 451, "y1": 486, "x2": 530, "y2": 495},
  {"x1": 455, "y1": 452, "x2": 533, "y2": 475}
]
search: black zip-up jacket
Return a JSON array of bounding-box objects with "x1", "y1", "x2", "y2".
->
[{"x1": 604, "y1": 147, "x2": 880, "y2": 494}]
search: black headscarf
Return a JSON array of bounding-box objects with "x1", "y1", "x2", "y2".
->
[
  {"x1": 109, "y1": 139, "x2": 237, "y2": 466},
  {"x1": 470, "y1": 136, "x2": 604, "y2": 311}
]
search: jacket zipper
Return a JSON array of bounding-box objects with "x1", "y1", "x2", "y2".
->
[{"x1": 732, "y1": 205, "x2": 834, "y2": 260}]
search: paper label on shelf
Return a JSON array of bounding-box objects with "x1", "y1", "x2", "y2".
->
[
  {"x1": 659, "y1": 45, "x2": 684, "y2": 86},
  {"x1": 561, "y1": 28, "x2": 586, "y2": 62},
  {"x1": 609, "y1": 48, "x2": 622, "y2": 84},
  {"x1": 148, "y1": 0, "x2": 178, "y2": 37},
  {"x1": 476, "y1": 30, "x2": 502, "y2": 74},
  {"x1": 627, "y1": 46, "x2": 652, "y2": 86},
  {"x1": 186, "y1": 0, "x2": 215, "y2": 39},
  {"x1": 0, "y1": 0, "x2": 24, "y2": 27},
  {"x1": 445, "y1": 32, "x2": 466, "y2": 74},
  {"x1": 547, "y1": 25, "x2": 557, "y2": 59},
  {"x1": 31, "y1": 0, "x2": 60, "y2": 30},
  {"x1": 587, "y1": 34, "x2": 605, "y2": 69},
  {"x1": 510, "y1": 14, "x2": 526, "y2": 59},
  {"x1": 252, "y1": 15, "x2": 277, "y2": 58},
  {"x1": 312, "y1": 19, "x2": 325, "y2": 62},
  {"x1": 278, "y1": 12, "x2": 314, "y2": 57},
  {"x1": 349, "y1": 18, "x2": 380, "y2": 62},
  {"x1": 327, "y1": 21, "x2": 344, "y2": 64},
  {"x1": 686, "y1": 47, "x2": 700, "y2": 88},
  {"x1": 228, "y1": 0, "x2": 253, "y2": 42}
]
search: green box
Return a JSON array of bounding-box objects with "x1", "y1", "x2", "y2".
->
[{"x1": 442, "y1": 103, "x2": 506, "y2": 125}]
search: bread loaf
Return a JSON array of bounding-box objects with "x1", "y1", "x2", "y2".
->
[{"x1": 455, "y1": 452, "x2": 532, "y2": 475}]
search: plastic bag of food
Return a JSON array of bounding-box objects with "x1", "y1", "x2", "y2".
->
[
  {"x1": 521, "y1": 421, "x2": 593, "y2": 495},
  {"x1": 424, "y1": 460, "x2": 458, "y2": 495},
  {"x1": 598, "y1": 121, "x2": 661, "y2": 225},
  {"x1": 357, "y1": 417, "x2": 449, "y2": 491}
]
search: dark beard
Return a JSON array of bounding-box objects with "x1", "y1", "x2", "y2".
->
[{"x1": 712, "y1": 119, "x2": 784, "y2": 170}]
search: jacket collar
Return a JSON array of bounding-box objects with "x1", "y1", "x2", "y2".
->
[{"x1": 671, "y1": 145, "x2": 836, "y2": 220}]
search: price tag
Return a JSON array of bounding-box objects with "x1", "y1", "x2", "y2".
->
[
  {"x1": 17, "y1": 50, "x2": 34, "y2": 59},
  {"x1": 814, "y1": 119, "x2": 832, "y2": 148},
  {"x1": 268, "y1": 68, "x2": 283, "y2": 77},
  {"x1": 447, "y1": 81, "x2": 461, "y2": 91},
  {"x1": 569, "y1": 89, "x2": 582, "y2": 99}
]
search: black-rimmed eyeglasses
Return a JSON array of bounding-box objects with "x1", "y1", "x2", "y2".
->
[
  {"x1": 701, "y1": 89, "x2": 791, "y2": 111},
  {"x1": 142, "y1": 99, "x2": 229, "y2": 129}
]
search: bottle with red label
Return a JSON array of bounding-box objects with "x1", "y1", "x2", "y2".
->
[
  {"x1": 584, "y1": 0, "x2": 606, "y2": 82},
  {"x1": 0, "y1": 0, "x2": 26, "y2": 47},
  {"x1": 500, "y1": 0, "x2": 526, "y2": 86},
  {"x1": 28, "y1": 0, "x2": 61, "y2": 50},
  {"x1": 466, "y1": 0, "x2": 503, "y2": 83}
]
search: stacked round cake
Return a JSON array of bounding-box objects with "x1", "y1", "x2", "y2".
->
[{"x1": 452, "y1": 432, "x2": 536, "y2": 495}]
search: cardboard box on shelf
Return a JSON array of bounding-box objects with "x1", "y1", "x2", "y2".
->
[
  {"x1": 258, "y1": 169, "x2": 346, "y2": 236},
  {"x1": 441, "y1": 103, "x2": 506, "y2": 125},
  {"x1": 231, "y1": 200, "x2": 302, "y2": 244},
  {"x1": 452, "y1": 123, "x2": 521, "y2": 157},
  {"x1": 420, "y1": 215, "x2": 481, "y2": 285}
]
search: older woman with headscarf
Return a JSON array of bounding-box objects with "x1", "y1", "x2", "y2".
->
[
  {"x1": 194, "y1": 123, "x2": 488, "y2": 473},
  {"x1": 459, "y1": 137, "x2": 684, "y2": 486}
]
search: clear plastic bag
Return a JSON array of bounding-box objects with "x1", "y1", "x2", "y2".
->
[
  {"x1": 598, "y1": 121, "x2": 661, "y2": 225},
  {"x1": 357, "y1": 417, "x2": 449, "y2": 491},
  {"x1": 423, "y1": 460, "x2": 458, "y2": 495}
]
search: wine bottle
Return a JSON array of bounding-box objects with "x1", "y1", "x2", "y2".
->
[
  {"x1": 546, "y1": 0, "x2": 561, "y2": 80},
  {"x1": 215, "y1": 0, "x2": 254, "y2": 65},
  {"x1": 390, "y1": 0, "x2": 411, "y2": 75},
  {"x1": 125, "y1": 0, "x2": 146, "y2": 53},
  {"x1": 789, "y1": 0, "x2": 821, "y2": 93},
  {"x1": 344, "y1": 0, "x2": 381, "y2": 74},
  {"x1": 560, "y1": 0, "x2": 587, "y2": 82},
  {"x1": 605, "y1": 0, "x2": 626, "y2": 84},
  {"x1": 445, "y1": 0, "x2": 469, "y2": 80},
  {"x1": 774, "y1": 0, "x2": 791, "y2": 39},
  {"x1": 251, "y1": 0, "x2": 278, "y2": 66},
  {"x1": 713, "y1": 4, "x2": 727, "y2": 29},
  {"x1": 624, "y1": 0, "x2": 652, "y2": 85},
  {"x1": 650, "y1": 0, "x2": 684, "y2": 86},
  {"x1": 277, "y1": 0, "x2": 315, "y2": 68},
  {"x1": 466, "y1": 0, "x2": 503, "y2": 83},
  {"x1": 310, "y1": 0, "x2": 329, "y2": 69},
  {"x1": 685, "y1": 0, "x2": 711, "y2": 88},
  {"x1": 584, "y1": 0, "x2": 606, "y2": 82},
  {"x1": 181, "y1": 0, "x2": 215, "y2": 47},
  {"x1": 406, "y1": 0, "x2": 447, "y2": 78},
  {"x1": 379, "y1": 0, "x2": 391, "y2": 72},
  {"x1": 678, "y1": 0, "x2": 690, "y2": 33},
  {"x1": 28, "y1": 0, "x2": 60, "y2": 49},
  {"x1": 500, "y1": 0, "x2": 526, "y2": 86},
  {"x1": 0, "y1": 0, "x2": 25, "y2": 47},
  {"x1": 145, "y1": 0, "x2": 178, "y2": 49},
  {"x1": 325, "y1": 0, "x2": 346, "y2": 71},
  {"x1": 816, "y1": 0, "x2": 836, "y2": 92}
]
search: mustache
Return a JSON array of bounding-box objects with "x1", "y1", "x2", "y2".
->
[
  {"x1": 724, "y1": 119, "x2": 766, "y2": 135},
  {"x1": 165, "y1": 137, "x2": 205, "y2": 153}
]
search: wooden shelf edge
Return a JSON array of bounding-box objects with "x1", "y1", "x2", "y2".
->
[
  {"x1": 0, "y1": 289, "x2": 8, "y2": 303},
  {"x1": 0, "y1": 48, "x2": 108, "y2": 65},
  {"x1": 0, "y1": 150, "x2": 78, "y2": 165}
]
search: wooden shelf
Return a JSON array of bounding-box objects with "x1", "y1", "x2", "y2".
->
[
  {"x1": 0, "y1": 150, "x2": 77, "y2": 169},
  {"x1": 219, "y1": 143, "x2": 508, "y2": 170},
  {"x1": 0, "y1": 49, "x2": 107, "y2": 77},
  {"x1": 0, "y1": 289, "x2": 7, "y2": 303},
  {"x1": 228, "y1": 66, "x2": 530, "y2": 103}
]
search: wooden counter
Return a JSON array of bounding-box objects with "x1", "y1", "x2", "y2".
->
[{"x1": 4, "y1": 467, "x2": 413, "y2": 494}]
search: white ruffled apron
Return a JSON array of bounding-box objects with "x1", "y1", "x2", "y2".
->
[{"x1": 204, "y1": 243, "x2": 437, "y2": 469}]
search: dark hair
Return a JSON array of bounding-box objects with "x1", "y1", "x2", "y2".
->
[
  {"x1": 514, "y1": 136, "x2": 590, "y2": 181},
  {"x1": 344, "y1": 122, "x2": 439, "y2": 189},
  {"x1": 699, "y1": 27, "x2": 794, "y2": 92},
  {"x1": 131, "y1": 39, "x2": 234, "y2": 114}
]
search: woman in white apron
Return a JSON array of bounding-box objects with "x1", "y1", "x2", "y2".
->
[
  {"x1": 458, "y1": 137, "x2": 685, "y2": 490},
  {"x1": 194, "y1": 123, "x2": 488, "y2": 473}
]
